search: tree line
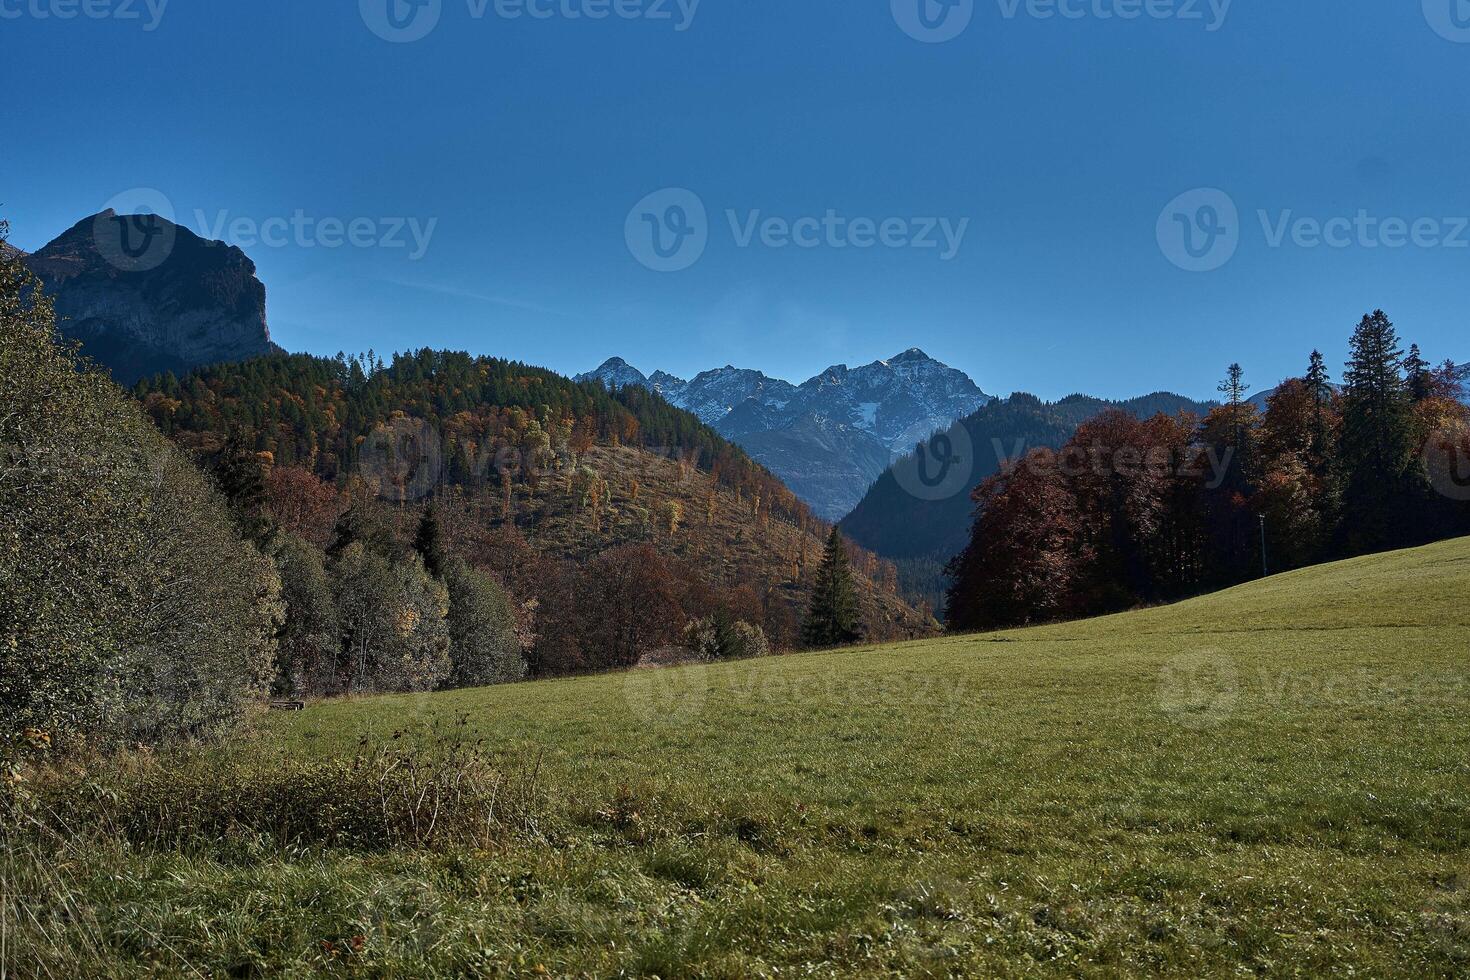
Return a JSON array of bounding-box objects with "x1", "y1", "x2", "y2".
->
[
  {"x1": 134, "y1": 348, "x2": 810, "y2": 527},
  {"x1": 946, "y1": 311, "x2": 1470, "y2": 630}
]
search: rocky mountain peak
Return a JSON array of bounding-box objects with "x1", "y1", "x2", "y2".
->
[
  {"x1": 577, "y1": 357, "x2": 650, "y2": 390},
  {"x1": 24, "y1": 211, "x2": 281, "y2": 385},
  {"x1": 574, "y1": 349, "x2": 992, "y2": 519}
]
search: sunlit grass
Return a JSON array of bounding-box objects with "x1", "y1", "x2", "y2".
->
[{"x1": 7, "y1": 538, "x2": 1470, "y2": 976}]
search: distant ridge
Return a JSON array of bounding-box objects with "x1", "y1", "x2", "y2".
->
[
  {"x1": 578, "y1": 350, "x2": 992, "y2": 519},
  {"x1": 839, "y1": 389, "x2": 1215, "y2": 608}
]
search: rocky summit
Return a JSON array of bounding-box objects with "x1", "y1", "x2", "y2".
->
[
  {"x1": 24, "y1": 211, "x2": 281, "y2": 385},
  {"x1": 578, "y1": 349, "x2": 991, "y2": 519}
]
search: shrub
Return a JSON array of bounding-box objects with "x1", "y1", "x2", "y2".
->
[
  {"x1": 18, "y1": 735, "x2": 543, "y2": 853},
  {"x1": 0, "y1": 232, "x2": 281, "y2": 748},
  {"x1": 444, "y1": 561, "x2": 527, "y2": 689},
  {"x1": 331, "y1": 544, "x2": 450, "y2": 694},
  {"x1": 683, "y1": 614, "x2": 770, "y2": 662}
]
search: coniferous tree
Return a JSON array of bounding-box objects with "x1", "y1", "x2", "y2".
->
[
  {"x1": 413, "y1": 503, "x2": 447, "y2": 578},
  {"x1": 803, "y1": 529, "x2": 862, "y2": 648},
  {"x1": 1217, "y1": 363, "x2": 1252, "y2": 462},
  {"x1": 1299, "y1": 349, "x2": 1343, "y2": 535},
  {"x1": 328, "y1": 500, "x2": 396, "y2": 560},
  {"x1": 213, "y1": 430, "x2": 272, "y2": 544},
  {"x1": 1304, "y1": 350, "x2": 1334, "y2": 463},
  {"x1": 1340, "y1": 310, "x2": 1416, "y2": 551},
  {"x1": 1404, "y1": 343, "x2": 1432, "y2": 403}
]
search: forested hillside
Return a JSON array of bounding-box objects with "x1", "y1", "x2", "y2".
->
[
  {"x1": 946, "y1": 325, "x2": 1470, "y2": 630},
  {"x1": 130, "y1": 350, "x2": 932, "y2": 683},
  {"x1": 134, "y1": 349, "x2": 808, "y2": 525},
  {"x1": 840, "y1": 391, "x2": 1212, "y2": 609}
]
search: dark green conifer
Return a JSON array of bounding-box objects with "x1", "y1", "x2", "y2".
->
[{"x1": 803, "y1": 528, "x2": 862, "y2": 648}]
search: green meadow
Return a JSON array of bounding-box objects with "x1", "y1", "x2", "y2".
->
[{"x1": 8, "y1": 537, "x2": 1470, "y2": 977}]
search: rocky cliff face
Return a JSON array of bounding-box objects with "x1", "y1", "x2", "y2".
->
[
  {"x1": 578, "y1": 350, "x2": 992, "y2": 520},
  {"x1": 24, "y1": 211, "x2": 281, "y2": 385}
]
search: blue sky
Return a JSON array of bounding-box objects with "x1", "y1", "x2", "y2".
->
[{"x1": 6, "y1": 0, "x2": 1469, "y2": 400}]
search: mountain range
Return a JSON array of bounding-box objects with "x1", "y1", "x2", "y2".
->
[{"x1": 577, "y1": 350, "x2": 992, "y2": 519}]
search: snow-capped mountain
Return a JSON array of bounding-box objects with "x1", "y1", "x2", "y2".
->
[
  {"x1": 576, "y1": 350, "x2": 992, "y2": 519},
  {"x1": 576, "y1": 357, "x2": 650, "y2": 391}
]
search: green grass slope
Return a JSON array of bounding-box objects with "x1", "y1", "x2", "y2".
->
[{"x1": 15, "y1": 538, "x2": 1470, "y2": 977}]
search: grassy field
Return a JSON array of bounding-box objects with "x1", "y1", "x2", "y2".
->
[{"x1": 7, "y1": 538, "x2": 1470, "y2": 977}]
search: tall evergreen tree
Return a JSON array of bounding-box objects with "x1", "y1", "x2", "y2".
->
[
  {"x1": 1404, "y1": 343, "x2": 1432, "y2": 403},
  {"x1": 1305, "y1": 350, "x2": 1333, "y2": 461},
  {"x1": 413, "y1": 503, "x2": 447, "y2": 578},
  {"x1": 803, "y1": 529, "x2": 862, "y2": 648},
  {"x1": 213, "y1": 430, "x2": 271, "y2": 544},
  {"x1": 1217, "y1": 363, "x2": 1251, "y2": 456},
  {"x1": 1296, "y1": 349, "x2": 1344, "y2": 539},
  {"x1": 1340, "y1": 310, "x2": 1415, "y2": 550}
]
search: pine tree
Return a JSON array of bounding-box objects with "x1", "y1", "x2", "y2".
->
[
  {"x1": 1404, "y1": 343, "x2": 1432, "y2": 402},
  {"x1": 1217, "y1": 363, "x2": 1251, "y2": 456},
  {"x1": 413, "y1": 503, "x2": 447, "y2": 578},
  {"x1": 1300, "y1": 348, "x2": 1342, "y2": 537},
  {"x1": 1340, "y1": 310, "x2": 1415, "y2": 551},
  {"x1": 213, "y1": 430, "x2": 271, "y2": 543},
  {"x1": 1305, "y1": 349, "x2": 1333, "y2": 458},
  {"x1": 802, "y1": 528, "x2": 862, "y2": 648}
]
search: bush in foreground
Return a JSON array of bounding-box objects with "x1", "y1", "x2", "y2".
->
[{"x1": 0, "y1": 225, "x2": 281, "y2": 749}]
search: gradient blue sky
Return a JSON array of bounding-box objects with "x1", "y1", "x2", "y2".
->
[{"x1": 7, "y1": 1, "x2": 1468, "y2": 400}]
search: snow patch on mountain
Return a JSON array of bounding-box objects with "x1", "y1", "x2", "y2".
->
[
  {"x1": 576, "y1": 349, "x2": 992, "y2": 519},
  {"x1": 575, "y1": 357, "x2": 650, "y2": 391}
]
